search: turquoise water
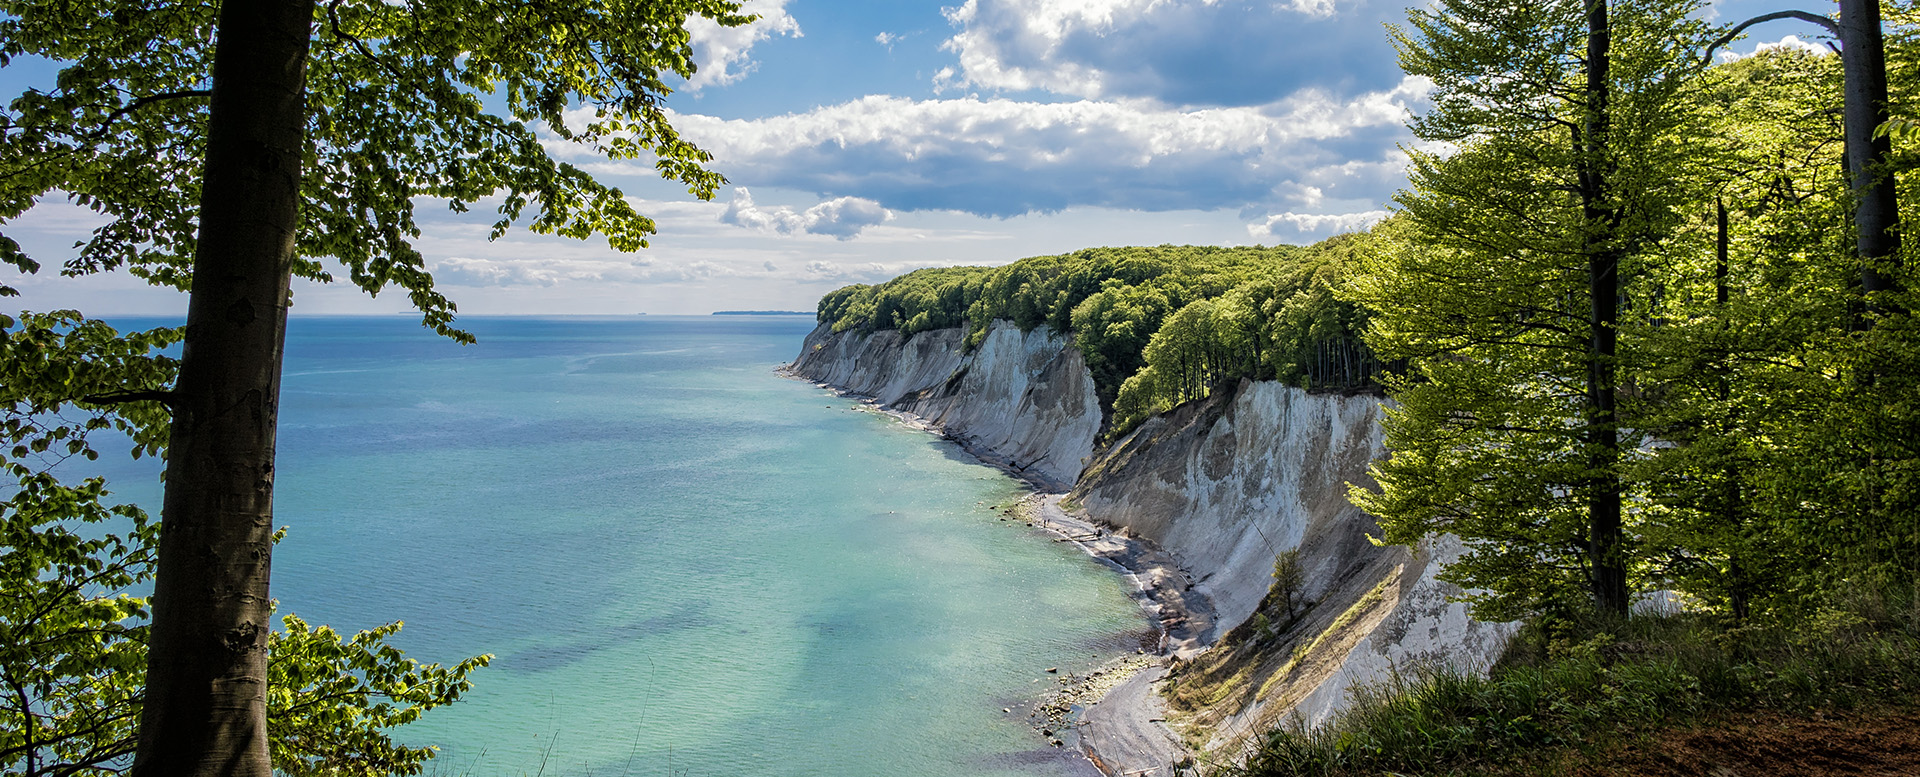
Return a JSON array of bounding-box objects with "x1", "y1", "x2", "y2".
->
[{"x1": 95, "y1": 316, "x2": 1146, "y2": 776}]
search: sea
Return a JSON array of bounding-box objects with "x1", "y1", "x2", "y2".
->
[{"x1": 83, "y1": 315, "x2": 1148, "y2": 777}]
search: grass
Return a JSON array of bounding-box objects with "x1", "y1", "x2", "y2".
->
[{"x1": 1221, "y1": 585, "x2": 1920, "y2": 776}]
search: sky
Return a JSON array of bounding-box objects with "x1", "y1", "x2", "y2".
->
[{"x1": 6, "y1": 0, "x2": 1830, "y2": 316}]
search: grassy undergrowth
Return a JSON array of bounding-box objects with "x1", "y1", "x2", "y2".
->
[{"x1": 1224, "y1": 586, "x2": 1920, "y2": 776}]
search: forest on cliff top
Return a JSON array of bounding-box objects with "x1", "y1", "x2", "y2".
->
[{"x1": 814, "y1": 237, "x2": 1378, "y2": 434}]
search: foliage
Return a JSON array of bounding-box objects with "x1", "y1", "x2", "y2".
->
[
  {"x1": 0, "y1": 311, "x2": 173, "y2": 775},
  {"x1": 0, "y1": 314, "x2": 487, "y2": 776},
  {"x1": 816, "y1": 266, "x2": 990, "y2": 338},
  {"x1": 1112, "y1": 234, "x2": 1381, "y2": 434},
  {"x1": 1349, "y1": 0, "x2": 1714, "y2": 619},
  {"x1": 0, "y1": 485, "x2": 151, "y2": 776},
  {"x1": 1616, "y1": 29, "x2": 1918, "y2": 619},
  {"x1": 1269, "y1": 550, "x2": 1307, "y2": 621},
  {"x1": 1112, "y1": 296, "x2": 1255, "y2": 433},
  {"x1": 267, "y1": 616, "x2": 491, "y2": 777},
  {"x1": 3, "y1": 0, "x2": 747, "y2": 768},
  {"x1": 0, "y1": 0, "x2": 747, "y2": 334},
  {"x1": 1232, "y1": 5, "x2": 1920, "y2": 772},
  {"x1": 1626, "y1": 46, "x2": 1861, "y2": 618}
]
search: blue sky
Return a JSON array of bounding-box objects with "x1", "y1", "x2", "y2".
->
[{"x1": 8, "y1": 0, "x2": 1828, "y2": 316}]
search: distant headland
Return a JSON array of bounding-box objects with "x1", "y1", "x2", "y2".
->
[{"x1": 712, "y1": 310, "x2": 812, "y2": 316}]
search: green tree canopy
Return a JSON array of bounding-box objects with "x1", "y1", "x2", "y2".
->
[{"x1": 1349, "y1": 0, "x2": 1709, "y2": 618}]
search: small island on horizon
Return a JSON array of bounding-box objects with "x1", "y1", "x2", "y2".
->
[{"x1": 711, "y1": 310, "x2": 813, "y2": 316}]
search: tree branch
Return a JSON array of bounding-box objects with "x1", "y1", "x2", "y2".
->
[
  {"x1": 326, "y1": 0, "x2": 409, "y2": 84},
  {"x1": 80, "y1": 389, "x2": 175, "y2": 407},
  {"x1": 1705, "y1": 10, "x2": 1841, "y2": 65},
  {"x1": 91, "y1": 90, "x2": 213, "y2": 139}
]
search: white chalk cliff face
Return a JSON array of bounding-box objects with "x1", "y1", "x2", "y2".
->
[
  {"x1": 1073, "y1": 380, "x2": 1387, "y2": 641},
  {"x1": 789, "y1": 321, "x2": 1103, "y2": 490},
  {"x1": 788, "y1": 322, "x2": 1516, "y2": 751}
]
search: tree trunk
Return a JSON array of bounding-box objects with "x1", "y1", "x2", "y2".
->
[
  {"x1": 1716, "y1": 198, "x2": 1730, "y2": 308},
  {"x1": 1580, "y1": 0, "x2": 1629, "y2": 616},
  {"x1": 132, "y1": 0, "x2": 314, "y2": 774},
  {"x1": 1841, "y1": 0, "x2": 1902, "y2": 300},
  {"x1": 1713, "y1": 197, "x2": 1754, "y2": 619}
]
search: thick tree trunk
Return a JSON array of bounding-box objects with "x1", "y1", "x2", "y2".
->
[
  {"x1": 132, "y1": 0, "x2": 314, "y2": 774},
  {"x1": 1580, "y1": 0, "x2": 1630, "y2": 616},
  {"x1": 1840, "y1": 0, "x2": 1902, "y2": 299}
]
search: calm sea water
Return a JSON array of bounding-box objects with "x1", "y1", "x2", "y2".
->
[{"x1": 91, "y1": 315, "x2": 1145, "y2": 777}]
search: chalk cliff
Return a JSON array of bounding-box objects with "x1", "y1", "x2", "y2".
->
[
  {"x1": 789, "y1": 321, "x2": 1102, "y2": 490},
  {"x1": 1072, "y1": 380, "x2": 1514, "y2": 751},
  {"x1": 787, "y1": 321, "x2": 1515, "y2": 762}
]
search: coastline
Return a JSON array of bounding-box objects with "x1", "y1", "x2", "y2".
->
[{"x1": 778, "y1": 365, "x2": 1200, "y2": 776}]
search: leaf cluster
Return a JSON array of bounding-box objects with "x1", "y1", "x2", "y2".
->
[
  {"x1": 267, "y1": 615, "x2": 492, "y2": 777},
  {"x1": 1, "y1": 0, "x2": 749, "y2": 769}
]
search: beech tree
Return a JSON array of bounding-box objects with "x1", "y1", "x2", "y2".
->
[
  {"x1": 1350, "y1": 0, "x2": 1707, "y2": 618},
  {"x1": 0, "y1": 0, "x2": 748, "y2": 773}
]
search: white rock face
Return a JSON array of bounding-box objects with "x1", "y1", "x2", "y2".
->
[
  {"x1": 791, "y1": 324, "x2": 1517, "y2": 746},
  {"x1": 1072, "y1": 379, "x2": 1518, "y2": 746},
  {"x1": 788, "y1": 321, "x2": 1103, "y2": 489},
  {"x1": 1074, "y1": 381, "x2": 1388, "y2": 638}
]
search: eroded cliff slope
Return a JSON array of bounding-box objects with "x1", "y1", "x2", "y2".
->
[
  {"x1": 788, "y1": 322, "x2": 1515, "y2": 760},
  {"x1": 1073, "y1": 380, "x2": 1514, "y2": 751}
]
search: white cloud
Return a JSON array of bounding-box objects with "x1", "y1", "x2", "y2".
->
[
  {"x1": 937, "y1": 0, "x2": 1389, "y2": 105},
  {"x1": 1286, "y1": 0, "x2": 1337, "y2": 16},
  {"x1": 684, "y1": 0, "x2": 802, "y2": 92},
  {"x1": 875, "y1": 31, "x2": 900, "y2": 49},
  {"x1": 653, "y1": 77, "x2": 1428, "y2": 217},
  {"x1": 801, "y1": 259, "x2": 906, "y2": 283},
  {"x1": 1714, "y1": 33, "x2": 1830, "y2": 63},
  {"x1": 431, "y1": 256, "x2": 566, "y2": 287},
  {"x1": 931, "y1": 66, "x2": 961, "y2": 93},
  {"x1": 1247, "y1": 210, "x2": 1389, "y2": 239},
  {"x1": 1278, "y1": 182, "x2": 1326, "y2": 208},
  {"x1": 718, "y1": 187, "x2": 893, "y2": 240},
  {"x1": 429, "y1": 251, "x2": 755, "y2": 288}
]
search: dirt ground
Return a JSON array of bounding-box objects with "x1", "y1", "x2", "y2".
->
[{"x1": 1572, "y1": 709, "x2": 1920, "y2": 777}]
